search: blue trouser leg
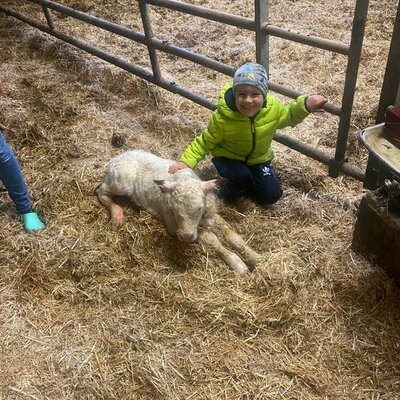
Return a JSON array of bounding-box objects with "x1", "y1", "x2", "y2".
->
[
  {"x1": 0, "y1": 131, "x2": 32, "y2": 214},
  {"x1": 247, "y1": 162, "x2": 283, "y2": 205},
  {"x1": 212, "y1": 157, "x2": 282, "y2": 205}
]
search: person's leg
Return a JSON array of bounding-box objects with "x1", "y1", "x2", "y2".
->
[
  {"x1": 212, "y1": 157, "x2": 254, "y2": 202},
  {"x1": 0, "y1": 131, "x2": 31, "y2": 214},
  {"x1": 247, "y1": 162, "x2": 283, "y2": 206},
  {"x1": 0, "y1": 131, "x2": 45, "y2": 232}
]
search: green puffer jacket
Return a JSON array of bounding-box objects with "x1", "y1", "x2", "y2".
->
[{"x1": 179, "y1": 82, "x2": 309, "y2": 168}]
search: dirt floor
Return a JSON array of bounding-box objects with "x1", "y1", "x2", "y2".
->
[{"x1": 1, "y1": 0, "x2": 400, "y2": 399}]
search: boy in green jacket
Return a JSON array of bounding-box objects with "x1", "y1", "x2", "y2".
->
[{"x1": 169, "y1": 62, "x2": 327, "y2": 206}]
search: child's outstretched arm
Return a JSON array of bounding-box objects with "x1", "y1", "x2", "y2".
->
[{"x1": 306, "y1": 95, "x2": 328, "y2": 112}]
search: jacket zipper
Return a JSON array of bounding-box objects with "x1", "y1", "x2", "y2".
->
[{"x1": 245, "y1": 117, "x2": 256, "y2": 163}]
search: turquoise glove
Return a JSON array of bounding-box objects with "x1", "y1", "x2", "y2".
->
[{"x1": 22, "y1": 212, "x2": 45, "y2": 233}]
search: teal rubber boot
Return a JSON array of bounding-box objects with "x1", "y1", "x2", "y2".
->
[{"x1": 22, "y1": 212, "x2": 45, "y2": 233}]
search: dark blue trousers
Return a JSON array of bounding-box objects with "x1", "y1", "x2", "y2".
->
[
  {"x1": 0, "y1": 130, "x2": 32, "y2": 214},
  {"x1": 212, "y1": 157, "x2": 283, "y2": 206}
]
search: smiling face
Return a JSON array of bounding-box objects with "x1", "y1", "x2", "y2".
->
[{"x1": 234, "y1": 84, "x2": 264, "y2": 118}]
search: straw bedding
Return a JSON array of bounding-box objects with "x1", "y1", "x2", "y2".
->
[{"x1": 1, "y1": 0, "x2": 399, "y2": 399}]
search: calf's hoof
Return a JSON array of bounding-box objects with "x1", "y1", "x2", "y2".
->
[
  {"x1": 225, "y1": 253, "x2": 249, "y2": 275},
  {"x1": 246, "y1": 252, "x2": 262, "y2": 272}
]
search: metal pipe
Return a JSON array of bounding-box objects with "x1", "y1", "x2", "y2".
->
[
  {"x1": 138, "y1": 0, "x2": 162, "y2": 81},
  {"x1": 145, "y1": 0, "x2": 255, "y2": 30},
  {"x1": 274, "y1": 132, "x2": 365, "y2": 181},
  {"x1": 332, "y1": 0, "x2": 369, "y2": 177},
  {"x1": 262, "y1": 24, "x2": 350, "y2": 55},
  {"x1": 30, "y1": 0, "x2": 147, "y2": 44},
  {"x1": 41, "y1": 5, "x2": 54, "y2": 30},
  {"x1": 269, "y1": 82, "x2": 341, "y2": 116},
  {"x1": 255, "y1": 0, "x2": 269, "y2": 74},
  {"x1": 149, "y1": 37, "x2": 236, "y2": 76},
  {"x1": 274, "y1": 132, "x2": 332, "y2": 164},
  {"x1": 340, "y1": 160, "x2": 365, "y2": 181}
]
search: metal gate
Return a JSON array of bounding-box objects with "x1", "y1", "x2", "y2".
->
[{"x1": 0, "y1": 0, "x2": 376, "y2": 181}]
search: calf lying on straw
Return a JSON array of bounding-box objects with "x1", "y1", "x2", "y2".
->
[{"x1": 97, "y1": 149, "x2": 260, "y2": 274}]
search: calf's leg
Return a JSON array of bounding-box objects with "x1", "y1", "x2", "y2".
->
[
  {"x1": 211, "y1": 215, "x2": 261, "y2": 271},
  {"x1": 198, "y1": 228, "x2": 249, "y2": 275},
  {"x1": 97, "y1": 184, "x2": 124, "y2": 228}
]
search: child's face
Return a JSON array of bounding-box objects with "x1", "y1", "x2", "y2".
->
[{"x1": 234, "y1": 84, "x2": 264, "y2": 118}]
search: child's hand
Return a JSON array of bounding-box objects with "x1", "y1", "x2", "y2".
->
[
  {"x1": 306, "y1": 95, "x2": 328, "y2": 113},
  {"x1": 169, "y1": 161, "x2": 189, "y2": 174}
]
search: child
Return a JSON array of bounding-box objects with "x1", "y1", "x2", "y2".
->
[
  {"x1": 169, "y1": 62, "x2": 327, "y2": 206},
  {"x1": 0, "y1": 82, "x2": 45, "y2": 233}
]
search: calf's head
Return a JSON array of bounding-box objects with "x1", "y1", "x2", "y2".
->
[{"x1": 155, "y1": 178, "x2": 219, "y2": 243}]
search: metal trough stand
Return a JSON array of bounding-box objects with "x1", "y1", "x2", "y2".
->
[
  {"x1": 359, "y1": 123, "x2": 400, "y2": 187},
  {"x1": 352, "y1": 123, "x2": 400, "y2": 285}
]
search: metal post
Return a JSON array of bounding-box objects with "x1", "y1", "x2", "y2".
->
[
  {"x1": 363, "y1": 154, "x2": 383, "y2": 189},
  {"x1": 329, "y1": 0, "x2": 369, "y2": 178},
  {"x1": 376, "y1": 0, "x2": 400, "y2": 122},
  {"x1": 41, "y1": 5, "x2": 54, "y2": 30},
  {"x1": 255, "y1": 0, "x2": 269, "y2": 74},
  {"x1": 138, "y1": 0, "x2": 162, "y2": 81}
]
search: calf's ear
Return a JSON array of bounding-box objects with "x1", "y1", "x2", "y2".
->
[
  {"x1": 154, "y1": 180, "x2": 176, "y2": 193},
  {"x1": 202, "y1": 178, "x2": 222, "y2": 193}
]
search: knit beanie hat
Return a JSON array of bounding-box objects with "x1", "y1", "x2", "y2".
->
[{"x1": 233, "y1": 62, "x2": 269, "y2": 97}]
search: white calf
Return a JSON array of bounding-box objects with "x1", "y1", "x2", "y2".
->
[{"x1": 97, "y1": 150, "x2": 260, "y2": 274}]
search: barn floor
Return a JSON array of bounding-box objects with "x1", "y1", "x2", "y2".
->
[{"x1": 1, "y1": 1, "x2": 400, "y2": 399}]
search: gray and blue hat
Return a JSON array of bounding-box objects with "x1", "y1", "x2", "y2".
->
[{"x1": 233, "y1": 62, "x2": 269, "y2": 98}]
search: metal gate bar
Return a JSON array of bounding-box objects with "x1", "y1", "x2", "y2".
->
[
  {"x1": 41, "y1": 4, "x2": 54, "y2": 30},
  {"x1": 262, "y1": 25, "x2": 349, "y2": 55},
  {"x1": 0, "y1": 0, "x2": 366, "y2": 181},
  {"x1": 138, "y1": 0, "x2": 162, "y2": 81},
  {"x1": 255, "y1": 0, "x2": 269, "y2": 74},
  {"x1": 330, "y1": 0, "x2": 369, "y2": 177}
]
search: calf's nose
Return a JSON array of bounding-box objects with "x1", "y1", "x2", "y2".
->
[{"x1": 178, "y1": 231, "x2": 197, "y2": 243}]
